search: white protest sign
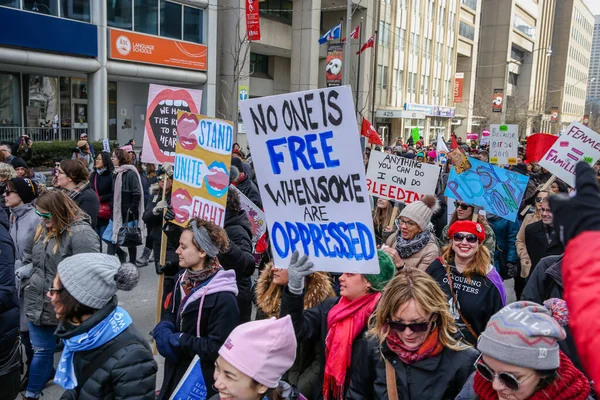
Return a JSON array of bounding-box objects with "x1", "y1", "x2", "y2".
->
[
  {"x1": 239, "y1": 86, "x2": 378, "y2": 274},
  {"x1": 102, "y1": 138, "x2": 110, "y2": 152},
  {"x1": 538, "y1": 121, "x2": 600, "y2": 187},
  {"x1": 366, "y1": 151, "x2": 440, "y2": 204},
  {"x1": 489, "y1": 124, "x2": 518, "y2": 165}
]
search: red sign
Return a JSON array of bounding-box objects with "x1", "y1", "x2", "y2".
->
[
  {"x1": 454, "y1": 73, "x2": 464, "y2": 103},
  {"x1": 326, "y1": 43, "x2": 343, "y2": 87},
  {"x1": 246, "y1": 0, "x2": 261, "y2": 41},
  {"x1": 525, "y1": 133, "x2": 559, "y2": 164},
  {"x1": 550, "y1": 107, "x2": 559, "y2": 123},
  {"x1": 108, "y1": 29, "x2": 207, "y2": 71},
  {"x1": 492, "y1": 88, "x2": 504, "y2": 113}
]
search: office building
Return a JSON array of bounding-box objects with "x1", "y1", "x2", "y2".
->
[{"x1": 585, "y1": 15, "x2": 600, "y2": 107}]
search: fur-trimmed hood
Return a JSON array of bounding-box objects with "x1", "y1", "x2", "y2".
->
[{"x1": 255, "y1": 263, "x2": 335, "y2": 318}]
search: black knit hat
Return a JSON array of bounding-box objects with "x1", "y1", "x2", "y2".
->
[
  {"x1": 8, "y1": 178, "x2": 38, "y2": 204},
  {"x1": 11, "y1": 157, "x2": 28, "y2": 170}
]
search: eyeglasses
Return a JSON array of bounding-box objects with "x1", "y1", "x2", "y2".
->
[
  {"x1": 535, "y1": 196, "x2": 546, "y2": 203},
  {"x1": 398, "y1": 218, "x2": 417, "y2": 228},
  {"x1": 454, "y1": 201, "x2": 472, "y2": 210},
  {"x1": 387, "y1": 316, "x2": 433, "y2": 333},
  {"x1": 54, "y1": 163, "x2": 61, "y2": 168},
  {"x1": 452, "y1": 233, "x2": 478, "y2": 244},
  {"x1": 474, "y1": 354, "x2": 534, "y2": 392},
  {"x1": 35, "y1": 209, "x2": 52, "y2": 219},
  {"x1": 57, "y1": 169, "x2": 66, "y2": 175},
  {"x1": 48, "y1": 287, "x2": 65, "y2": 294}
]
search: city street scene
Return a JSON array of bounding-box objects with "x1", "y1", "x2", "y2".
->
[{"x1": 0, "y1": 0, "x2": 600, "y2": 399}]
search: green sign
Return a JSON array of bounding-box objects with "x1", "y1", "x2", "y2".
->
[{"x1": 411, "y1": 127, "x2": 420, "y2": 145}]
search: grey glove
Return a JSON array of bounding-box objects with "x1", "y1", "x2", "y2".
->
[
  {"x1": 153, "y1": 200, "x2": 169, "y2": 215},
  {"x1": 287, "y1": 250, "x2": 314, "y2": 295},
  {"x1": 15, "y1": 263, "x2": 34, "y2": 292}
]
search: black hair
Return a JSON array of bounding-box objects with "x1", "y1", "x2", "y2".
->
[
  {"x1": 226, "y1": 188, "x2": 241, "y2": 213},
  {"x1": 534, "y1": 369, "x2": 559, "y2": 392},
  {"x1": 98, "y1": 151, "x2": 114, "y2": 172},
  {"x1": 54, "y1": 276, "x2": 99, "y2": 324}
]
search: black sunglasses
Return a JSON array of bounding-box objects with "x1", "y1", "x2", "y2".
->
[
  {"x1": 452, "y1": 233, "x2": 478, "y2": 244},
  {"x1": 454, "y1": 201, "x2": 472, "y2": 210},
  {"x1": 387, "y1": 316, "x2": 433, "y2": 333},
  {"x1": 474, "y1": 354, "x2": 533, "y2": 391},
  {"x1": 535, "y1": 196, "x2": 545, "y2": 203}
]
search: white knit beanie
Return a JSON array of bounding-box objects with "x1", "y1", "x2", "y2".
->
[{"x1": 399, "y1": 195, "x2": 439, "y2": 230}]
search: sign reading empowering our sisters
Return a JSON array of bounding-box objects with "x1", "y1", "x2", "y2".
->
[
  {"x1": 366, "y1": 151, "x2": 440, "y2": 204},
  {"x1": 239, "y1": 86, "x2": 379, "y2": 274},
  {"x1": 538, "y1": 121, "x2": 600, "y2": 187}
]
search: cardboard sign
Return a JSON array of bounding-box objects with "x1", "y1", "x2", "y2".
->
[
  {"x1": 444, "y1": 157, "x2": 529, "y2": 222},
  {"x1": 230, "y1": 185, "x2": 267, "y2": 245},
  {"x1": 480, "y1": 130, "x2": 490, "y2": 146},
  {"x1": 142, "y1": 84, "x2": 203, "y2": 165},
  {"x1": 411, "y1": 127, "x2": 420, "y2": 145},
  {"x1": 239, "y1": 86, "x2": 379, "y2": 274},
  {"x1": 538, "y1": 122, "x2": 600, "y2": 187},
  {"x1": 489, "y1": 124, "x2": 518, "y2": 165},
  {"x1": 102, "y1": 138, "x2": 110, "y2": 152},
  {"x1": 525, "y1": 134, "x2": 558, "y2": 164},
  {"x1": 366, "y1": 151, "x2": 440, "y2": 204},
  {"x1": 448, "y1": 149, "x2": 471, "y2": 174},
  {"x1": 169, "y1": 355, "x2": 207, "y2": 400},
  {"x1": 170, "y1": 112, "x2": 233, "y2": 227}
]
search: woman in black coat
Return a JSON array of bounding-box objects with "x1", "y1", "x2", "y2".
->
[
  {"x1": 524, "y1": 197, "x2": 564, "y2": 271},
  {"x1": 90, "y1": 151, "x2": 114, "y2": 248},
  {"x1": 50, "y1": 253, "x2": 157, "y2": 399},
  {"x1": 153, "y1": 218, "x2": 239, "y2": 400},
  {"x1": 56, "y1": 159, "x2": 100, "y2": 229}
]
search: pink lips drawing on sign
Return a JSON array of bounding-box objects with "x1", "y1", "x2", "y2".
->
[
  {"x1": 177, "y1": 113, "x2": 199, "y2": 150},
  {"x1": 171, "y1": 188, "x2": 192, "y2": 224},
  {"x1": 205, "y1": 161, "x2": 230, "y2": 198}
]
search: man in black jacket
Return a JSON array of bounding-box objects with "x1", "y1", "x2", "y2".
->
[
  {"x1": 524, "y1": 197, "x2": 563, "y2": 271},
  {"x1": 219, "y1": 189, "x2": 256, "y2": 323}
]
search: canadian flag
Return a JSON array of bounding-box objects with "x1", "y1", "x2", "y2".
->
[
  {"x1": 361, "y1": 117, "x2": 383, "y2": 145},
  {"x1": 357, "y1": 35, "x2": 375, "y2": 55},
  {"x1": 341, "y1": 25, "x2": 360, "y2": 42}
]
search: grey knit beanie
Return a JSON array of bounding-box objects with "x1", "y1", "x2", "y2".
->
[
  {"x1": 57, "y1": 253, "x2": 139, "y2": 309},
  {"x1": 477, "y1": 301, "x2": 566, "y2": 370},
  {"x1": 399, "y1": 195, "x2": 439, "y2": 230}
]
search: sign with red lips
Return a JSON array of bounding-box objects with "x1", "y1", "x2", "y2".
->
[
  {"x1": 171, "y1": 112, "x2": 234, "y2": 227},
  {"x1": 141, "y1": 84, "x2": 203, "y2": 165}
]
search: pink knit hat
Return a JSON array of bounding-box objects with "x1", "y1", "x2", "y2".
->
[{"x1": 218, "y1": 315, "x2": 297, "y2": 388}]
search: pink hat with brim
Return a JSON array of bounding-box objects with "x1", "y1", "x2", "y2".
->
[{"x1": 218, "y1": 315, "x2": 297, "y2": 388}]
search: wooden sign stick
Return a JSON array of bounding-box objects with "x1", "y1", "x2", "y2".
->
[
  {"x1": 153, "y1": 175, "x2": 168, "y2": 355},
  {"x1": 519, "y1": 175, "x2": 556, "y2": 217}
]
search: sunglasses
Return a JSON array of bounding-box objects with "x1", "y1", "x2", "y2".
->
[
  {"x1": 452, "y1": 233, "x2": 478, "y2": 244},
  {"x1": 474, "y1": 354, "x2": 534, "y2": 391},
  {"x1": 35, "y1": 209, "x2": 52, "y2": 219},
  {"x1": 54, "y1": 163, "x2": 61, "y2": 167},
  {"x1": 387, "y1": 316, "x2": 433, "y2": 333},
  {"x1": 535, "y1": 196, "x2": 545, "y2": 203},
  {"x1": 454, "y1": 201, "x2": 472, "y2": 210},
  {"x1": 48, "y1": 287, "x2": 65, "y2": 294}
]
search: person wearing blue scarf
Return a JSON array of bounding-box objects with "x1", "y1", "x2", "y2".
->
[{"x1": 49, "y1": 253, "x2": 157, "y2": 399}]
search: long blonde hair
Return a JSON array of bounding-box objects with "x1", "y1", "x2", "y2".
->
[
  {"x1": 440, "y1": 240, "x2": 491, "y2": 283},
  {"x1": 34, "y1": 190, "x2": 82, "y2": 253},
  {"x1": 369, "y1": 268, "x2": 466, "y2": 351},
  {"x1": 372, "y1": 200, "x2": 394, "y2": 231}
]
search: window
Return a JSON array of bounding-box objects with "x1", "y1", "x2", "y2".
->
[
  {"x1": 184, "y1": 6, "x2": 203, "y2": 43},
  {"x1": 60, "y1": 0, "x2": 90, "y2": 22},
  {"x1": 382, "y1": 66, "x2": 389, "y2": 89},
  {"x1": 459, "y1": 21, "x2": 474, "y2": 40},
  {"x1": 511, "y1": 46, "x2": 525, "y2": 61},
  {"x1": 108, "y1": 0, "x2": 132, "y2": 30},
  {"x1": 0, "y1": 0, "x2": 19, "y2": 8},
  {"x1": 161, "y1": 0, "x2": 182, "y2": 39},
  {"x1": 461, "y1": 0, "x2": 476, "y2": 10},
  {"x1": 513, "y1": 15, "x2": 536, "y2": 39},
  {"x1": 509, "y1": 72, "x2": 519, "y2": 86},
  {"x1": 23, "y1": 0, "x2": 58, "y2": 16},
  {"x1": 134, "y1": 0, "x2": 158, "y2": 35},
  {"x1": 260, "y1": 0, "x2": 292, "y2": 23},
  {"x1": 0, "y1": 72, "x2": 21, "y2": 127},
  {"x1": 250, "y1": 53, "x2": 269, "y2": 74}
]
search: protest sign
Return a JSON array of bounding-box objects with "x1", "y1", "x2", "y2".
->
[
  {"x1": 480, "y1": 130, "x2": 490, "y2": 146},
  {"x1": 102, "y1": 138, "x2": 110, "y2": 152},
  {"x1": 170, "y1": 112, "x2": 232, "y2": 227},
  {"x1": 239, "y1": 86, "x2": 379, "y2": 274},
  {"x1": 169, "y1": 355, "x2": 207, "y2": 400},
  {"x1": 448, "y1": 149, "x2": 471, "y2": 174},
  {"x1": 229, "y1": 185, "x2": 267, "y2": 245},
  {"x1": 411, "y1": 127, "x2": 420, "y2": 145},
  {"x1": 366, "y1": 151, "x2": 440, "y2": 204},
  {"x1": 525, "y1": 133, "x2": 558, "y2": 164},
  {"x1": 489, "y1": 124, "x2": 518, "y2": 165},
  {"x1": 444, "y1": 156, "x2": 529, "y2": 222},
  {"x1": 466, "y1": 133, "x2": 478, "y2": 141},
  {"x1": 538, "y1": 122, "x2": 600, "y2": 187},
  {"x1": 436, "y1": 132, "x2": 449, "y2": 166},
  {"x1": 142, "y1": 84, "x2": 203, "y2": 165}
]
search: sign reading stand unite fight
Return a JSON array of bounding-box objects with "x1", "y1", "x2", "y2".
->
[{"x1": 239, "y1": 86, "x2": 379, "y2": 274}]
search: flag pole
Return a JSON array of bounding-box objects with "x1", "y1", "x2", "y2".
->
[
  {"x1": 343, "y1": 0, "x2": 352, "y2": 86},
  {"x1": 355, "y1": 18, "x2": 363, "y2": 108},
  {"x1": 370, "y1": 30, "x2": 379, "y2": 123}
]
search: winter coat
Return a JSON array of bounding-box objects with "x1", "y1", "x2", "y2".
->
[
  {"x1": 385, "y1": 230, "x2": 440, "y2": 271},
  {"x1": 220, "y1": 209, "x2": 255, "y2": 323},
  {"x1": 22, "y1": 215, "x2": 100, "y2": 326},
  {"x1": 521, "y1": 255, "x2": 585, "y2": 375},
  {"x1": 487, "y1": 215, "x2": 520, "y2": 275},
  {"x1": 255, "y1": 264, "x2": 335, "y2": 395},
  {"x1": 71, "y1": 184, "x2": 100, "y2": 229},
  {"x1": 524, "y1": 220, "x2": 564, "y2": 275},
  {"x1": 233, "y1": 173, "x2": 262, "y2": 209},
  {"x1": 29, "y1": 171, "x2": 46, "y2": 186},
  {"x1": 158, "y1": 269, "x2": 240, "y2": 400},
  {"x1": 56, "y1": 297, "x2": 157, "y2": 400},
  {"x1": 515, "y1": 212, "x2": 540, "y2": 278},
  {"x1": 280, "y1": 289, "x2": 370, "y2": 400},
  {"x1": 441, "y1": 222, "x2": 496, "y2": 255},
  {"x1": 113, "y1": 169, "x2": 142, "y2": 221},
  {"x1": 72, "y1": 150, "x2": 93, "y2": 172},
  {"x1": 90, "y1": 168, "x2": 114, "y2": 225},
  {"x1": 142, "y1": 191, "x2": 179, "y2": 269},
  {"x1": 0, "y1": 210, "x2": 18, "y2": 370},
  {"x1": 347, "y1": 339, "x2": 478, "y2": 399}
]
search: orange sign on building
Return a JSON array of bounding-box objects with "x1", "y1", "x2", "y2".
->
[
  {"x1": 453, "y1": 72, "x2": 464, "y2": 103},
  {"x1": 108, "y1": 29, "x2": 207, "y2": 71}
]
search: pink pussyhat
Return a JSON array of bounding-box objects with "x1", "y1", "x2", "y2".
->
[{"x1": 218, "y1": 315, "x2": 297, "y2": 388}]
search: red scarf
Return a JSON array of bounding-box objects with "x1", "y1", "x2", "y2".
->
[
  {"x1": 232, "y1": 171, "x2": 246, "y2": 186},
  {"x1": 385, "y1": 326, "x2": 444, "y2": 365},
  {"x1": 474, "y1": 352, "x2": 590, "y2": 400},
  {"x1": 322, "y1": 292, "x2": 381, "y2": 400}
]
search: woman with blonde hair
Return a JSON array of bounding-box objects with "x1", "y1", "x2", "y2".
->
[
  {"x1": 441, "y1": 201, "x2": 496, "y2": 254},
  {"x1": 372, "y1": 198, "x2": 394, "y2": 247},
  {"x1": 0, "y1": 162, "x2": 17, "y2": 217},
  {"x1": 426, "y1": 220, "x2": 506, "y2": 346},
  {"x1": 347, "y1": 268, "x2": 478, "y2": 399}
]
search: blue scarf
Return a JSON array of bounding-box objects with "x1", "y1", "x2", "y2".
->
[{"x1": 54, "y1": 306, "x2": 133, "y2": 390}]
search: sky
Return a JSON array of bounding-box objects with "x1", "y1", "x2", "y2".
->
[{"x1": 584, "y1": 0, "x2": 600, "y2": 16}]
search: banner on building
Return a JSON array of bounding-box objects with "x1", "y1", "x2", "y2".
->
[
  {"x1": 444, "y1": 156, "x2": 529, "y2": 222},
  {"x1": 525, "y1": 133, "x2": 558, "y2": 164},
  {"x1": 141, "y1": 84, "x2": 203, "y2": 165},
  {"x1": 454, "y1": 72, "x2": 464, "y2": 103},
  {"x1": 492, "y1": 88, "x2": 504, "y2": 113},
  {"x1": 489, "y1": 124, "x2": 518, "y2": 165},
  {"x1": 170, "y1": 112, "x2": 233, "y2": 227},
  {"x1": 538, "y1": 122, "x2": 600, "y2": 187},
  {"x1": 550, "y1": 107, "x2": 559, "y2": 123},
  {"x1": 325, "y1": 43, "x2": 343, "y2": 87},
  {"x1": 238, "y1": 86, "x2": 379, "y2": 274},
  {"x1": 245, "y1": 0, "x2": 261, "y2": 41},
  {"x1": 366, "y1": 151, "x2": 440, "y2": 204}
]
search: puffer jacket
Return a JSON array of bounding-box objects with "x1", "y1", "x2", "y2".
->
[
  {"x1": 0, "y1": 210, "x2": 18, "y2": 370},
  {"x1": 22, "y1": 214, "x2": 100, "y2": 326},
  {"x1": 347, "y1": 338, "x2": 478, "y2": 399},
  {"x1": 70, "y1": 184, "x2": 100, "y2": 229},
  {"x1": 487, "y1": 214, "x2": 520, "y2": 276},
  {"x1": 56, "y1": 297, "x2": 157, "y2": 400}
]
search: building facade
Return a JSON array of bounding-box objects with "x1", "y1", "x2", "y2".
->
[
  {"x1": 0, "y1": 0, "x2": 216, "y2": 145},
  {"x1": 584, "y1": 14, "x2": 600, "y2": 128}
]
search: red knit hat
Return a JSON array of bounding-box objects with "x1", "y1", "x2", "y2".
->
[{"x1": 448, "y1": 220, "x2": 486, "y2": 243}]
